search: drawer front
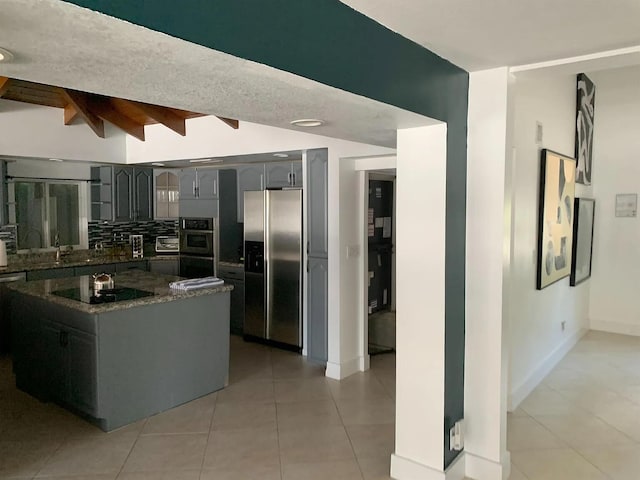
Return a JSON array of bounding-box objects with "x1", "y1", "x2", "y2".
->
[{"x1": 218, "y1": 268, "x2": 244, "y2": 281}]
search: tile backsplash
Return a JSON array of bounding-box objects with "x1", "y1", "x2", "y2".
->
[
  {"x1": 88, "y1": 220, "x2": 178, "y2": 248},
  {"x1": 0, "y1": 224, "x2": 17, "y2": 254}
]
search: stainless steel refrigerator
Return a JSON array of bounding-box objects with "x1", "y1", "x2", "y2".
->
[{"x1": 244, "y1": 189, "x2": 302, "y2": 349}]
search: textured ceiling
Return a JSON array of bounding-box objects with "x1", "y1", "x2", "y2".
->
[
  {"x1": 0, "y1": 0, "x2": 437, "y2": 148},
  {"x1": 341, "y1": 0, "x2": 640, "y2": 71}
]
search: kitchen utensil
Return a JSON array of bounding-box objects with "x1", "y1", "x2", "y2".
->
[{"x1": 93, "y1": 272, "x2": 114, "y2": 294}]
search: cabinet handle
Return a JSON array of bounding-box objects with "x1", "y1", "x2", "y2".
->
[
  {"x1": 288, "y1": 172, "x2": 292, "y2": 185},
  {"x1": 59, "y1": 331, "x2": 69, "y2": 348},
  {"x1": 192, "y1": 180, "x2": 196, "y2": 197},
  {"x1": 292, "y1": 172, "x2": 296, "y2": 185},
  {"x1": 214, "y1": 179, "x2": 217, "y2": 197}
]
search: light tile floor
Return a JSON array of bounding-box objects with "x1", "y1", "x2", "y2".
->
[
  {"x1": 509, "y1": 331, "x2": 640, "y2": 480},
  {"x1": 0, "y1": 335, "x2": 395, "y2": 480},
  {"x1": 1, "y1": 331, "x2": 639, "y2": 479}
]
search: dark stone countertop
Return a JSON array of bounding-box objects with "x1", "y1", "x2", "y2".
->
[
  {"x1": 5, "y1": 270, "x2": 233, "y2": 314},
  {"x1": 0, "y1": 254, "x2": 161, "y2": 275}
]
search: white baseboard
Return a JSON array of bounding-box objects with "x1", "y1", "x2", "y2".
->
[
  {"x1": 360, "y1": 354, "x2": 370, "y2": 371},
  {"x1": 591, "y1": 319, "x2": 640, "y2": 337},
  {"x1": 390, "y1": 452, "x2": 465, "y2": 480},
  {"x1": 508, "y1": 328, "x2": 587, "y2": 411},
  {"x1": 464, "y1": 451, "x2": 511, "y2": 480},
  {"x1": 325, "y1": 356, "x2": 361, "y2": 380}
]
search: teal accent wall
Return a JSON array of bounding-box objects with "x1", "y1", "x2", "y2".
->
[{"x1": 63, "y1": 0, "x2": 468, "y2": 468}]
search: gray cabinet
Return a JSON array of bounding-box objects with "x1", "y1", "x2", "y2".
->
[
  {"x1": 236, "y1": 164, "x2": 265, "y2": 222},
  {"x1": 134, "y1": 168, "x2": 154, "y2": 221},
  {"x1": 218, "y1": 265, "x2": 245, "y2": 335},
  {"x1": 179, "y1": 168, "x2": 219, "y2": 219},
  {"x1": 307, "y1": 150, "x2": 328, "y2": 257},
  {"x1": 265, "y1": 161, "x2": 302, "y2": 189},
  {"x1": 115, "y1": 260, "x2": 148, "y2": 273},
  {"x1": 93, "y1": 166, "x2": 153, "y2": 222},
  {"x1": 90, "y1": 166, "x2": 113, "y2": 221},
  {"x1": 306, "y1": 149, "x2": 328, "y2": 364},
  {"x1": 179, "y1": 169, "x2": 218, "y2": 200},
  {"x1": 149, "y1": 257, "x2": 179, "y2": 276},
  {"x1": 42, "y1": 321, "x2": 97, "y2": 415},
  {"x1": 154, "y1": 170, "x2": 179, "y2": 219},
  {"x1": 307, "y1": 257, "x2": 328, "y2": 364},
  {"x1": 114, "y1": 166, "x2": 134, "y2": 222}
]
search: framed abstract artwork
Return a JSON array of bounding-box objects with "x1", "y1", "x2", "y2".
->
[
  {"x1": 575, "y1": 73, "x2": 595, "y2": 185},
  {"x1": 537, "y1": 149, "x2": 576, "y2": 290},
  {"x1": 570, "y1": 198, "x2": 595, "y2": 286}
]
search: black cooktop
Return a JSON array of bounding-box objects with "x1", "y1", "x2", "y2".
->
[{"x1": 52, "y1": 287, "x2": 155, "y2": 305}]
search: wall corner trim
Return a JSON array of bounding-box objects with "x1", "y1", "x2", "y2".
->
[
  {"x1": 391, "y1": 452, "x2": 466, "y2": 480},
  {"x1": 464, "y1": 451, "x2": 511, "y2": 480},
  {"x1": 325, "y1": 357, "x2": 361, "y2": 380},
  {"x1": 508, "y1": 328, "x2": 588, "y2": 410}
]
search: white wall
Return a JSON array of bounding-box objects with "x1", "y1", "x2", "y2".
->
[
  {"x1": 509, "y1": 73, "x2": 591, "y2": 408},
  {"x1": 392, "y1": 124, "x2": 449, "y2": 479},
  {"x1": 0, "y1": 99, "x2": 126, "y2": 163},
  {"x1": 128, "y1": 116, "x2": 395, "y2": 379},
  {"x1": 465, "y1": 68, "x2": 512, "y2": 480},
  {"x1": 589, "y1": 66, "x2": 640, "y2": 336}
]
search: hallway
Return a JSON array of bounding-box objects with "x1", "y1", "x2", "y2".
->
[{"x1": 508, "y1": 331, "x2": 640, "y2": 479}]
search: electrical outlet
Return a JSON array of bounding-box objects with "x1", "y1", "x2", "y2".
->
[
  {"x1": 536, "y1": 121, "x2": 543, "y2": 144},
  {"x1": 449, "y1": 420, "x2": 464, "y2": 451}
]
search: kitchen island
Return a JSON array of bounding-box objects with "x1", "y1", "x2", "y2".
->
[{"x1": 7, "y1": 270, "x2": 232, "y2": 431}]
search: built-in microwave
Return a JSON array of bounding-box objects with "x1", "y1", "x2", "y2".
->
[{"x1": 179, "y1": 217, "x2": 214, "y2": 257}]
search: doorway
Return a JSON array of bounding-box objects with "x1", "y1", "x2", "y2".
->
[{"x1": 366, "y1": 173, "x2": 396, "y2": 356}]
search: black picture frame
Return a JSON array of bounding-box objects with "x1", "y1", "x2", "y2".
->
[
  {"x1": 570, "y1": 198, "x2": 595, "y2": 286},
  {"x1": 575, "y1": 73, "x2": 595, "y2": 185},
  {"x1": 537, "y1": 149, "x2": 576, "y2": 290}
]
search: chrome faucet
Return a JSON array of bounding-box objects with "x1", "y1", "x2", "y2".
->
[{"x1": 54, "y1": 233, "x2": 61, "y2": 263}]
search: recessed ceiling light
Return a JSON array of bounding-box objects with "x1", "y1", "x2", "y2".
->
[
  {"x1": 290, "y1": 119, "x2": 324, "y2": 128},
  {"x1": 273, "y1": 153, "x2": 289, "y2": 158},
  {"x1": 189, "y1": 158, "x2": 223, "y2": 164},
  {"x1": 151, "y1": 162, "x2": 165, "y2": 166},
  {"x1": 0, "y1": 47, "x2": 14, "y2": 63},
  {"x1": 48, "y1": 158, "x2": 63, "y2": 162}
]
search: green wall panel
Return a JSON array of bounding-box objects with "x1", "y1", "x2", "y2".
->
[{"x1": 62, "y1": 0, "x2": 468, "y2": 467}]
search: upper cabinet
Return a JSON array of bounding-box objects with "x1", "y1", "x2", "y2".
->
[
  {"x1": 178, "y1": 168, "x2": 219, "y2": 219},
  {"x1": 236, "y1": 164, "x2": 265, "y2": 223},
  {"x1": 154, "y1": 170, "x2": 179, "y2": 219},
  {"x1": 265, "y1": 161, "x2": 302, "y2": 189},
  {"x1": 90, "y1": 166, "x2": 114, "y2": 221},
  {"x1": 113, "y1": 166, "x2": 153, "y2": 222},
  {"x1": 91, "y1": 166, "x2": 153, "y2": 222},
  {"x1": 179, "y1": 169, "x2": 218, "y2": 201}
]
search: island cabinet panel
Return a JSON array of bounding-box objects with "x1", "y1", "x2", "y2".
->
[
  {"x1": 41, "y1": 321, "x2": 98, "y2": 415},
  {"x1": 67, "y1": 330, "x2": 98, "y2": 415},
  {"x1": 9, "y1": 272, "x2": 230, "y2": 432}
]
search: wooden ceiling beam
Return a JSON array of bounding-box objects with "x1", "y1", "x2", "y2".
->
[
  {"x1": 91, "y1": 98, "x2": 145, "y2": 141},
  {"x1": 61, "y1": 89, "x2": 105, "y2": 138},
  {"x1": 64, "y1": 104, "x2": 78, "y2": 125},
  {"x1": 216, "y1": 116, "x2": 239, "y2": 129},
  {"x1": 0, "y1": 77, "x2": 12, "y2": 97},
  {"x1": 127, "y1": 100, "x2": 186, "y2": 136}
]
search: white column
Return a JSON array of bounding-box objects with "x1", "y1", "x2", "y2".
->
[
  {"x1": 464, "y1": 67, "x2": 513, "y2": 480},
  {"x1": 391, "y1": 124, "x2": 453, "y2": 480}
]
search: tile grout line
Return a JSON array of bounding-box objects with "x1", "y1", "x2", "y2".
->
[
  {"x1": 198, "y1": 392, "x2": 220, "y2": 480},
  {"x1": 113, "y1": 417, "x2": 148, "y2": 479},
  {"x1": 271, "y1": 347, "x2": 285, "y2": 480}
]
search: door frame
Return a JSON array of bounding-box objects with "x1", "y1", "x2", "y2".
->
[{"x1": 354, "y1": 155, "x2": 397, "y2": 370}]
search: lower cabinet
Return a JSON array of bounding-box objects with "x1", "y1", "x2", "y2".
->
[
  {"x1": 41, "y1": 322, "x2": 97, "y2": 415},
  {"x1": 149, "y1": 258, "x2": 179, "y2": 276},
  {"x1": 218, "y1": 266, "x2": 245, "y2": 335}
]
